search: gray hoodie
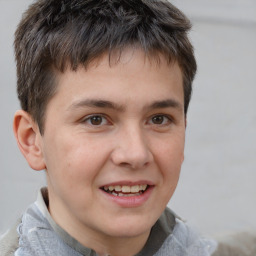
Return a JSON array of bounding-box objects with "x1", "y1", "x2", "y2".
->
[{"x1": 0, "y1": 188, "x2": 217, "y2": 256}]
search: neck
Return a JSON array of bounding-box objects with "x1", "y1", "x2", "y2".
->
[
  {"x1": 92, "y1": 231, "x2": 150, "y2": 256},
  {"x1": 59, "y1": 214, "x2": 150, "y2": 256},
  {"x1": 48, "y1": 197, "x2": 150, "y2": 256}
]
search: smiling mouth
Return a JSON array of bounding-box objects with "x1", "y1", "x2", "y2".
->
[{"x1": 101, "y1": 184, "x2": 149, "y2": 197}]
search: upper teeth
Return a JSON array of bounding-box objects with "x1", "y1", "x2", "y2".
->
[{"x1": 103, "y1": 184, "x2": 147, "y2": 193}]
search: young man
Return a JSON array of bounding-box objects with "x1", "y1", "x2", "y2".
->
[{"x1": 0, "y1": 0, "x2": 217, "y2": 255}]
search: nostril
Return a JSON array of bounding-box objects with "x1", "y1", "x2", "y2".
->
[
  {"x1": 118, "y1": 160, "x2": 150, "y2": 170},
  {"x1": 119, "y1": 162, "x2": 131, "y2": 168}
]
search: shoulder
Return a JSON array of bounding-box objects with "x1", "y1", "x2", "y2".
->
[
  {"x1": 0, "y1": 218, "x2": 21, "y2": 256},
  {"x1": 212, "y1": 230, "x2": 256, "y2": 256},
  {"x1": 154, "y1": 209, "x2": 217, "y2": 256}
]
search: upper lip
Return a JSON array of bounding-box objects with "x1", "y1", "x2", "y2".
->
[{"x1": 100, "y1": 180, "x2": 154, "y2": 187}]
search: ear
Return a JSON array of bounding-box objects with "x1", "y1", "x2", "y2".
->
[{"x1": 13, "y1": 110, "x2": 46, "y2": 171}]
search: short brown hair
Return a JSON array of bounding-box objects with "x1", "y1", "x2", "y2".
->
[{"x1": 15, "y1": 0, "x2": 197, "y2": 133}]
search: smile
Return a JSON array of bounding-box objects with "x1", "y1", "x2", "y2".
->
[{"x1": 102, "y1": 184, "x2": 148, "y2": 197}]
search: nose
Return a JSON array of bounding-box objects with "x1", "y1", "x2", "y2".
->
[{"x1": 111, "y1": 125, "x2": 153, "y2": 169}]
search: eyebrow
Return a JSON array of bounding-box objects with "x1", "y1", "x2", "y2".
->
[
  {"x1": 68, "y1": 99, "x2": 125, "y2": 112},
  {"x1": 68, "y1": 98, "x2": 183, "y2": 112},
  {"x1": 147, "y1": 99, "x2": 183, "y2": 111}
]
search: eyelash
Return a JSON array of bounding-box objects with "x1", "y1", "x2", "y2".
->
[
  {"x1": 147, "y1": 114, "x2": 173, "y2": 126},
  {"x1": 81, "y1": 114, "x2": 173, "y2": 127},
  {"x1": 82, "y1": 114, "x2": 110, "y2": 126}
]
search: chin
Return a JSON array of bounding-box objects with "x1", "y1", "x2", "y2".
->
[{"x1": 103, "y1": 216, "x2": 155, "y2": 238}]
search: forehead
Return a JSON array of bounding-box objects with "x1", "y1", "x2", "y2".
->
[{"x1": 49, "y1": 49, "x2": 184, "y2": 113}]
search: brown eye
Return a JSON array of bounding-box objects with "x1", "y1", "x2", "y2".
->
[
  {"x1": 84, "y1": 115, "x2": 109, "y2": 126},
  {"x1": 152, "y1": 115, "x2": 164, "y2": 124},
  {"x1": 149, "y1": 115, "x2": 172, "y2": 125},
  {"x1": 89, "y1": 116, "x2": 103, "y2": 125}
]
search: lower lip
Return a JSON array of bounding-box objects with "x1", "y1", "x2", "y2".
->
[{"x1": 100, "y1": 186, "x2": 154, "y2": 208}]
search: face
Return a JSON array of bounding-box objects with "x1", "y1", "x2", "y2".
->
[{"x1": 38, "y1": 49, "x2": 185, "y2": 247}]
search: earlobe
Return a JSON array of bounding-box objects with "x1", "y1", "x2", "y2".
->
[{"x1": 13, "y1": 110, "x2": 46, "y2": 171}]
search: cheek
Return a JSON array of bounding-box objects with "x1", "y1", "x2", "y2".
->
[
  {"x1": 155, "y1": 135, "x2": 185, "y2": 165},
  {"x1": 51, "y1": 137, "x2": 111, "y2": 185},
  {"x1": 153, "y1": 135, "x2": 184, "y2": 187}
]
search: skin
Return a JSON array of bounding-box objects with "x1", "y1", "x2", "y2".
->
[{"x1": 14, "y1": 49, "x2": 186, "y2": 256}]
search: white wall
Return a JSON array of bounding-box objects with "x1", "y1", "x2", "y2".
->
[
  {"x1": 0, "y1": 0, "x2": 46, "y2": 235},
  {"x1": 0, "y1": 0, "x2": 256, "y2": 236},
  {"x1": 170, "y1": 0, "x2": 256, "y2": 236}
]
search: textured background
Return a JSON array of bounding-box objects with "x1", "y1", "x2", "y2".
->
[{"x1": 1, "y1": 0, "x2": 256, "y2": 237}]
